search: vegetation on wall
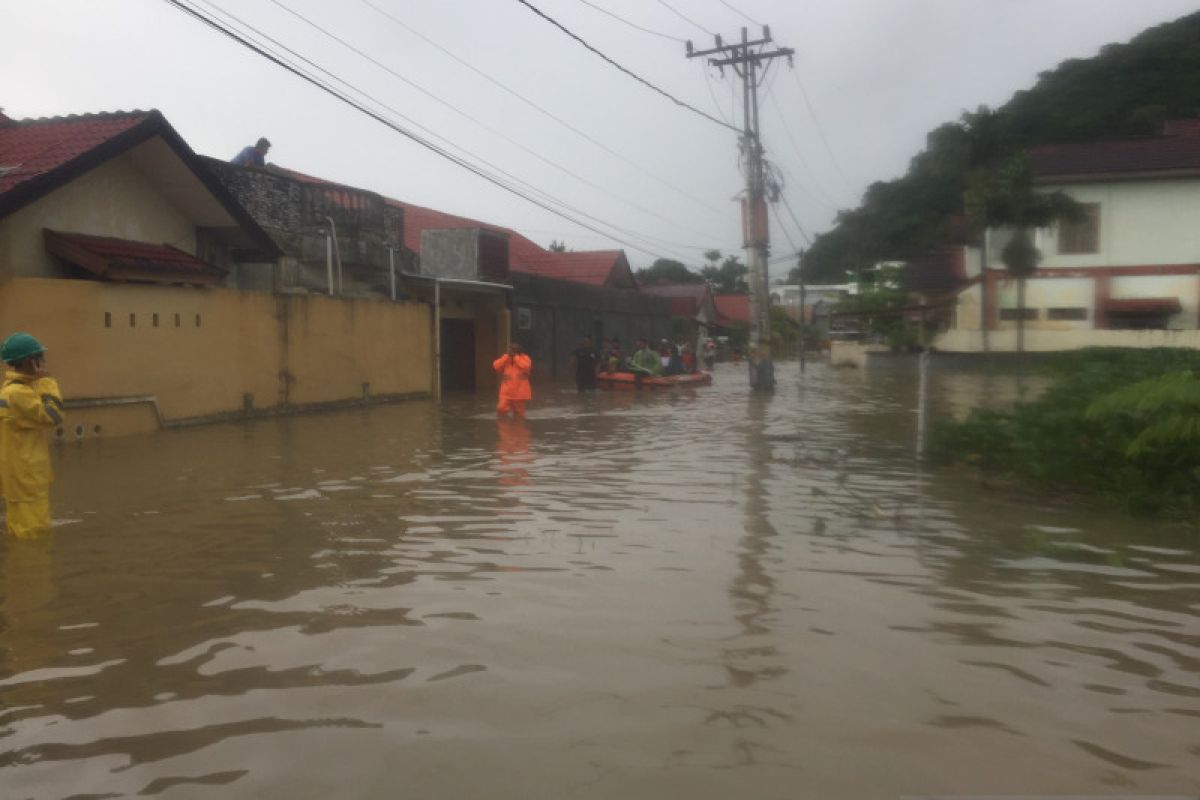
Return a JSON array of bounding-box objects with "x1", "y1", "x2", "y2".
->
[{"x1": 791, "y1": 11, "x2": 1200, "y2": 284}]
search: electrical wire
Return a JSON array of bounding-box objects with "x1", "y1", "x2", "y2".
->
[
  {"x1": 574, "y1": 0, "x2": 685, "y2": 42},
  {"x1": 701, "y1": 63, "x2": 734, "y2": 126},
  {"x1": 654, "y1": 0, "x2": 715, "y2": 37},
  {"x1": 718, "y1": 0, "x2": 762, "y2": 27},
  {"x1": 163, "y1": 0, "x2": 704, "y2": 262},
  {"x1": 765, "y1": 86, "x2": 841, "y2": 209},
  {"x1": 261, "y1": 0, "x2": 720, "y2": 244},
  {"x1": 769, "y1": 202, "x2": 799, "y2": 259},
  {"x1": 791, "y1": 69, "x2": 855, "y2": 193},
  {"x1": 779, "y1": 193, "x2": 814, "y2": 246},
  {"x1": 514, "y1": 0, "x2": 739, "y2": 133},
  {"x1": 358, "y1": 0, "x2": 725, "y2": 217}
]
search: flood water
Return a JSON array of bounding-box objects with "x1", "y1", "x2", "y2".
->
[{"x1": 2, "y1": 360, "x2": 1198, "y2": 799}]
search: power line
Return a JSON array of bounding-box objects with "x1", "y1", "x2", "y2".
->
[
  {"x1": 358, "y1": 0, "x2": 725, "y2": 217},
  {"x1": 779, "y1": 193, "x2": 813, "y2": 246},
  {"x1": 718, "y1": 0, "x2": 762, "y2": 27},
  {"x1": 574, "y1": 0, "x2": 685, "y2": 42},
  {"x1": 261, "y1": 0, "x2": 721, "y2": 244},
  {"x1": 764, "y1": 86, "x2": 841, "y2": 209},
  {"x1": 769, "y1": 202, "x2": 799, "y2": 259},
  {"x1": 701, "y1": 63, "x2": 734, "y2": 126},
  {"x1": 513, "y1": 0, "x2": 739, "y2": 133},
  {"x1": 790, "y1": 69, "x2": 856, "y2": 193},
  {"x1": 655, "y1": 0, "x2": 715, "y2": 36},
  {"x1": 162, "y1": 0, "x2": 702, "y2": 262}
]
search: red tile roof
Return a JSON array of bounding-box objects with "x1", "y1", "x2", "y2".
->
[
  {"x1": 1030, "y1": 119, "x2": 1200, "y2": 180},
  {"x1": 0, "y1": 109, "x2": 280, "y2": 259},
  {"x1": 713, "y1": 293, "x2": 750, "y2": 325},
  {"x1": 0, "y1": 111, "x2": 152, "y2": 197},
  {"x1": 515, "y1": 250, "x2": 632, "y2": 287},
  {"x1": 44, "y1": 230, "x2": 227, "y2": 285},
  {"x1": 276, "y1": 164, "x2": 639, "y2": 287}
]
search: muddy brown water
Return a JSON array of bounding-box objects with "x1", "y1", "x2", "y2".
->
[{"x1": 1, "y1": 361, "x2": 1197, "y2": 799}]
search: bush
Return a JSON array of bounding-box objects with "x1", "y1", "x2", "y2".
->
[{"x1": 929, "y1": 348, "x2": 1200, "y2": 517}]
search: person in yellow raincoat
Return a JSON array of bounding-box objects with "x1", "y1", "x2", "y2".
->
[
  {"x1": 0, "y1": 333, "x2": 63, "y2": 538},
  {"x1": 492, "y1": 341, "x2": 532, "y2": 419}
]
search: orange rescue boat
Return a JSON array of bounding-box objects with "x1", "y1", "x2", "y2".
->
[{"x1": 596, "y1": 371, "x2": 713, "y2": 390}]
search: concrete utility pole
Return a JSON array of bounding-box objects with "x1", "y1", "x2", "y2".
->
[{"x1": 688, "y1": 27, "x2": 793, "y2": 392}]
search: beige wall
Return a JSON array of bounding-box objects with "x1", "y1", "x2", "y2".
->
[
  {"x1": 439, "y1": 290, "x2": 508, "y2": 392},
  {"x1": 0, "y1": 150, "x2": 200, "y2": 278},
  {"x1": 935, "y1": 327, "x2": 1200, "y2": 353},
  {"x1": 0, "y1": 278, "x2": 431, "y2": 438}
]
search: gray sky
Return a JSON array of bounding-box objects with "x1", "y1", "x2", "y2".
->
[{"x1": 3, "y1": 0, "x2": 1197, "y2": 277}]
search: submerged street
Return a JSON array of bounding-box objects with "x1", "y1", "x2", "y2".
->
[{"x1": 1, "y1": 361, "x2": 1198, "y2": 799}]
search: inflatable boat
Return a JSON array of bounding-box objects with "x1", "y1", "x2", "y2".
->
[{"x1": 596, "y1": 371, "x2": 713, "y2": 390}]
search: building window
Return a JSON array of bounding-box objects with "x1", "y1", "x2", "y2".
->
[
  {"x1": 516, "y1": 307, "x2": 532, "y2": 330},
  {"x1": 999, "y1": 308, "x2": 1039, "y2": 321},
  {"x1": 1047, "y1": 307, "x2": 1088, "y2": 321},
  {"x1": 1058, "y1": 203, "x2": 1100, "y2": 255}
]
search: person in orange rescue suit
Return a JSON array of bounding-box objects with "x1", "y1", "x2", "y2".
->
[
  {"x1": 493, "y1": 341, "x2": 532, "y2": 418},
  {"x1": 0, "y1": 333, "x2": 63, "y2": 538}
]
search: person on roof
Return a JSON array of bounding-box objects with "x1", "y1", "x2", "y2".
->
[
  {"x1": 493, "y1": 341, "x2": 533, "y2": 419},
  {"x1": 231, "y1": 137, "x2": 271, "y2": 167},
  {"x1": 0, "y1": 333, "x2": 63, "y2": 538}
]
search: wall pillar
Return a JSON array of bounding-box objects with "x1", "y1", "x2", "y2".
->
[
  {"x1": 1093, "y1": 274, "x2": 1111, "y2": 330},
  {"x1": 983, "y1": 269, "x2": 1000, "y2": 331}
]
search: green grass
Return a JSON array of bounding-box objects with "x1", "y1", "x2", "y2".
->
[{"x1": 930, "y1": 348, "x2": 1200, "y2": 518}]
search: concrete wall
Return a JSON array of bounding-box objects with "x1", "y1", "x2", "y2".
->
[
  {"x1": 986, "y1": 179, "x2": 1200, "y2": 270},
  {"x1": 0, "y1": 155, "x2": 198, "y2": 280},
  {"x1": 511, "y1": 273, "x2": 672, "y2": 381},
  {"x1": 204, "y1": 159, "x2": 405, "y2": 296},
  {"x1": 0, "y1": 278, "x2": 431, "y2": 438},
  {"x1": 953, "y1": 270, "x2": 1200, "y2": 335},
  {"x1": 420, "y1": 229, "x2": 480, "y2": 280},
  {"x1": 935, "y1": 326, "x2": 1200, "y2": 353}
]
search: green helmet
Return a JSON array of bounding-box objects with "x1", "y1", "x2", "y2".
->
[{"x1": 1, "y1": 332, "x2": 46, "y2": 364}]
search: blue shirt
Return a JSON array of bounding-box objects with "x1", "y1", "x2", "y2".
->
[{"x1": 231, "y1": 146, "x2": 265, "y2": 167}]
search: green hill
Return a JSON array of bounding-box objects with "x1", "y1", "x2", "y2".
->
[{"x1": 792, "y1": 11, "x2": 1200, "y2": 284}]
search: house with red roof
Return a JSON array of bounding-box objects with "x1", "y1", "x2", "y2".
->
[
  {"x1": 0, "y1": 108, "x2": 444, "y2": 435},
  {"x1": 206, "y1": 160, "x2": 669, "y2": 385},
  {"x1": 938, "y1": 119, "x2": 1200, "y2": 351},
  {"x1": 0, "y1": 109, "x2": 277, "y2": 285},
  {"x1": 713, "y1": 293, "x2": 751, "y2": 328}
]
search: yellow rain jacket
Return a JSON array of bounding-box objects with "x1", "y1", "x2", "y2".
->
[{"x1": 0, "y1": 371, "x2": 63, "y2": 506}]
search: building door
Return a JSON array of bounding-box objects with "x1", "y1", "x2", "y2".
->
[{"x1": 440, "y1": 318, "x2": 476, "y2": 392}]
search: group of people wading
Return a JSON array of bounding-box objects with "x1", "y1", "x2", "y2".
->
[{"x1": 494, "y1": 334, "x2": 717, "y2": 418}]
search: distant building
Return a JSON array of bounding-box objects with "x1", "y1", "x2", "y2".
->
[{"x1": 938, "y1": 119, "x2": 1200, "y2": 351}]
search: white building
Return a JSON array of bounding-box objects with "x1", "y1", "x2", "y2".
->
[{"x1": 938, "y1": 119, "x2": 1200, "y2": 352}]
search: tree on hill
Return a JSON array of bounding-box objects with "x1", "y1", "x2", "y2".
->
[
  {"x1": 636, "y1": 258, "x2": 703, "y2": 285},
  {"x1": 548, "y1": 240, "x2": 568, "y2": 252},
  {"x1": 798, "y1": 11, "x2": 1200, "y2": 284},
  {"x1": 700, "y1": 249, "x2": 748, "y2": 293}
]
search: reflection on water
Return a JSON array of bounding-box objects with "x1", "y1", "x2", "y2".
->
[{"x1": 0, "y1": 362, "x2": 1196, "y2": 798}]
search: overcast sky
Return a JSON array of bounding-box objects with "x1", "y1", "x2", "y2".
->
[{"x1": 3, "y1": 0, "x2": 1197, "y2": 277}]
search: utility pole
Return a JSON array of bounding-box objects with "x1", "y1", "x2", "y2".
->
[{"x1": 688, "y1": 27, "x2": 793, "y2": 392}]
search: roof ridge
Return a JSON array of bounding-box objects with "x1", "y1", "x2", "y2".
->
[{"x1": 8, "y1": 109, "x2": 157, "y2": 126}]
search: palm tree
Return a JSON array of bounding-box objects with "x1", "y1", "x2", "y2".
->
[{"x1": 968, "y1": 156, "x2": 1082, "y2": 352}]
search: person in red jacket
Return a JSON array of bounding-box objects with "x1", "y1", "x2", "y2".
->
[{"x1": 493, "y1": 341, "x2": 532, "y2": 418}]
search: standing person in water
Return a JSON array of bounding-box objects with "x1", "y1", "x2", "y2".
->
[
  {"x1": 0, "y1": 333, "x2": 63, "y2": 538},
  {"x1": 493, "y1": 341, "x2": 532, "y2": 418},
  {"x1": 568, "y1": 335, "x2": 599, "y2": 392}
]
